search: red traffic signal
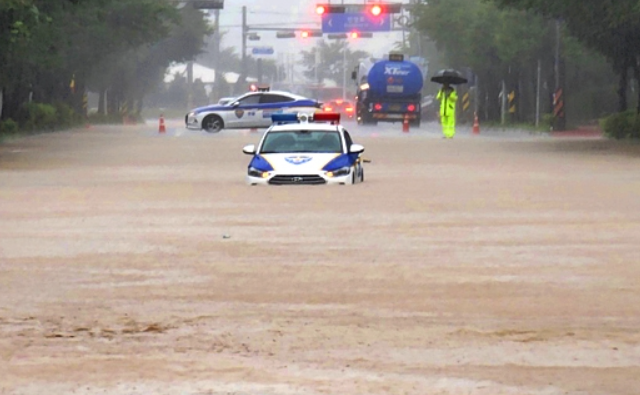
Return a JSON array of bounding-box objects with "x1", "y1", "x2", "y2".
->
[
  {"x1": 366, "y1": 3, "x2": 402, "y2": 15},
  {"x1": 315, "y1": 3, "x2": 346, "y2": 14},
  {"x1": 299, "y1": 30, "x2": 322, "y2": 38}
]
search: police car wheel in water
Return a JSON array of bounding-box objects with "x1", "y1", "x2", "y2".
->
[{"x1": 203, "y1": 115, "x2": 223, "y2": 133}]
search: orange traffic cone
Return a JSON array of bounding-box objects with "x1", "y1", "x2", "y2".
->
[
  {"x1": 402, "y1": 113, "x2": 410, "y2": 133},
  {"x1": 472, "y1": 112, "x2": 480, "y2": 135},
  {"x1": 159, "y1": 114, "x2": 166, "y2": 134}
]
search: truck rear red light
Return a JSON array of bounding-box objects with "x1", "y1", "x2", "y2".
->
[
  {"x1": 374, "y1": 103, "x2": 383, "y2": 111},
  {"x1": 407, "y1": 104, "x2": 416, "y2": 112}
]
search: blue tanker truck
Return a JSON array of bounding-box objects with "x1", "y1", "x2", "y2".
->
[{"x1": 352, "y1": 53, "x2": 424, "y2": 127}]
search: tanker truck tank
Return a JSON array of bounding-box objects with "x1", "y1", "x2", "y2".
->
[{"x1": 354, "y1": 54, "x2": 424, "y2": 126}]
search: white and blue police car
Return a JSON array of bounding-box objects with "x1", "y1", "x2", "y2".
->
[
  {"x1": 242, "y1": 113, "x2": 365, "y2": 186},
  {"x1": 185, "y1": 90, "x2": 322, "y2": 133}
]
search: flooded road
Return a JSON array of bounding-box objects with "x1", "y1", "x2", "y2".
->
[{"x1": 1, "y1": 122, "x2": 639, "y2": 395}]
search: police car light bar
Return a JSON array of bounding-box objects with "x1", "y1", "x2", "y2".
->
[
  {"x1": 313, "y1": 112, "x2": 341, "y2": 123},
  {"x1": 271, "y1": 113, "x2": 299, "y2": 124}
]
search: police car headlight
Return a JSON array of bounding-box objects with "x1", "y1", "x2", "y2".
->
[
  {"x1": 248, "y1": 167, "x2": 269, "y2": 178},
  {"x1": 326, "y1": 166, "x2": 350, "y2": 177}
]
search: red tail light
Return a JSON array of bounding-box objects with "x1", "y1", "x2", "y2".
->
[
  {"x1": 407, "y1": 104, "x2": 416, "y2": 112},
  {"x1": 374, "y1": 103, "x2": 382, "y2": 111},
  {"x1": 324, "y1": 106, "x2": 333, "y2": 112},
  {"x1": 346, "y1": 107, "x2": 354, "y2": 112}
]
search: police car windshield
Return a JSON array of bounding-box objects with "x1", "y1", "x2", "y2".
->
[{"x1": 260, "y1": 131, "x2": 342, "y2": 154}]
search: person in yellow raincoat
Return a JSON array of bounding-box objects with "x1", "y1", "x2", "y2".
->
[{"x1": 437, "y1": 83, "x2": 458, "y2": 138}]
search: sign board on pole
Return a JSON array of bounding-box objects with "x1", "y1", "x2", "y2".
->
[
  {"x1": 252, "y1": 47, "x2": 274, "y2": 55},
  {"x1": 322, "y1": 13, "x2": 391, "y2": 33}
]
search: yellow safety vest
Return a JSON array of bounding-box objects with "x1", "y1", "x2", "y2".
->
[{"x1": 437, "y1": 88, "x2": 458, "y2": 117}]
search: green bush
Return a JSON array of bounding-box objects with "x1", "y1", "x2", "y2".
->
[
  {"x1": 21, "y1": 102, "x2": 58, "y2": 132},
  {"x1": 541, "y1": 113, "x2": 555, "y2": 131},
  {"x1": 602, "y1": 110, "x2": 640, "y2": 140},
  {"x1": 54, "y1": 101, "x2": 79, "y2": 128},
  {"x1": 0, "y1": 119, "x2": 19, "y2": 136}
]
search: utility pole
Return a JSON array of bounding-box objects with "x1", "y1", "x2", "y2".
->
[
  {"x1": 213, "y1": 9, "x2": 221, "y2": 101},
  {"x1": 315, "y1": 48, "x2": 321, "y2": 84},
  {"x1": 501, "y1": 80, "x2": 507, "y2": 125},
  {"x1": 240, "y1": 5, "x2": 248, "y2": 92},
  {"x1": 535, "y1": 59, "x2": 541, "y2": 128}
]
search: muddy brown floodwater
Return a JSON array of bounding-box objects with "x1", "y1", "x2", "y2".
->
[{"x1": 1, "y1": 124, "x2": 639, "y2": 395}]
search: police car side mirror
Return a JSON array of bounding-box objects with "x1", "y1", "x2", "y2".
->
[
  {"x1": 232, "y1": 101, "x2": 240, "y2": 107},
  {"x1": 242, "y1": 144, "x2": 256, "y2": 155},
  {"x1": 350, "y1": 144, "x2": 364, "y2": 154}
]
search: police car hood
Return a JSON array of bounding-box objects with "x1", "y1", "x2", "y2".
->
[
  {"x1": 193, "y1": 104, "x2": 231, "y2": 113},
  {"x1": 263, "y1": 153, "x2": 340, "y2": 174}
]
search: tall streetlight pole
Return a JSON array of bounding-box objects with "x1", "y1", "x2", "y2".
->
[{"x1": 343, "y1": 39, "x2": 347, "y2": 100}]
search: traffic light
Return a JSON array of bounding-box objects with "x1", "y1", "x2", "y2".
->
[
  {"x1": 276, "y1": 31, "x2": 296, "y2": 39},
  {"x1": 316, "y1": 3, "x2": 401, "y2": 14},
  {"x1": 349, "y1": 31, "x2": 373, "y2": 39},
  {"x1": 315, "y1": 4, "x2": 346, "y2": 14},
  {"x1": 327, "y1": 33, "x2": 347, "y2": 40},
  {"x1": 192, "y1": 0, "x2": 224, "y2": 9},
  {"x1": 365, "y1": 3, "x2": 402, "y2": 15},
  {"x1": 300, "y1": 30, "x2": 322, "y2": 38}
]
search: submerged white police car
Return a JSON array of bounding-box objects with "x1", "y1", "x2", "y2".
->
[
  {"x1": 242, "y1": 113, "x2": 365, "y2": 186},
  {"x1": 185, "y1": 90, "x2": 321, "y2": 133}
]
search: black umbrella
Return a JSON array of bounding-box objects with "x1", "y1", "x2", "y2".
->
[{"x1": 430, "y1": 69, "x2": 468, "y2": 85}]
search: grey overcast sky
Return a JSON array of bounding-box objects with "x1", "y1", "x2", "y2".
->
[{"x1": 212, "y1": 0, "x2": 414, "y2": 60}]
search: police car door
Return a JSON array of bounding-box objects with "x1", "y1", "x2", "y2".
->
[
  {"x1": 259, "y1": 94, "x2": 296, "y2": 127},
  {"x1": 343, "y1": 129, "x2": 362, "y2": 180},
  {"x1": 228, "y1": 93, "x2": 262, "y2": 128}
]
